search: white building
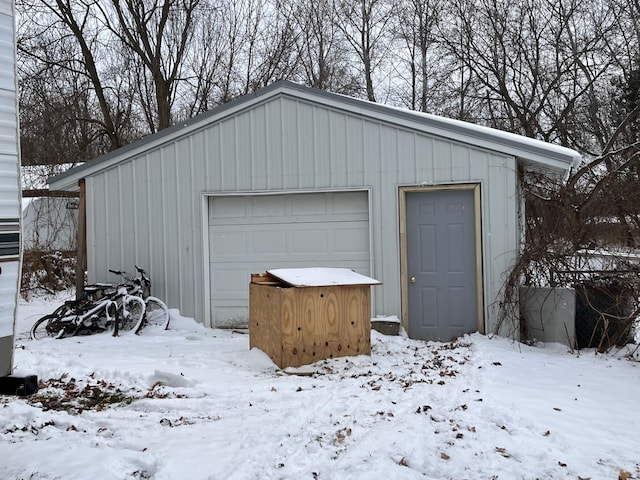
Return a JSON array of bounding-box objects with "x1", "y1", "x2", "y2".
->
[
  {"x1": 50, "y1": 82, "x2": 580, "y2": 341},
  {"x1": 22, "y1": 197, "x2": 77, "y2": 252},
  {"x1": 0, "y1": 0, "x2": 23, "y2": 376}
]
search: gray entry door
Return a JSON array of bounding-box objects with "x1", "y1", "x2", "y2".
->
[{"x1": 406, "y1": 189, "x2": 478, "y2": 341}]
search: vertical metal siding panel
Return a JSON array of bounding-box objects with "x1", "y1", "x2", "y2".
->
[
  {"x1": 414, "y1": 134, "x2": 435, "y2": 183},
  {"x1": 432, "y1": 138, "x2": 453, "y2": 183},
  {"x1": 296, "y1": 101, "x2": 315, "y2": 188},
  {"x1": 204, "y1": 126, "x2": 218, "y2": 191},
  {"x1": 250, "y1": 105, "x2": 268, "y2": 190},
  {"x1": 146, "y1": 151, "x2": 166, "y2": 299},
  {"x1": 266, "y1": 99, "x2": 284, "y2": 189},
  {"x1": 219, "y1": 118, "x2": 237, "y2": 190},
  {"x1": 193, "y1": 130, "x2": 209, "y2": 321},
  {"x1": 345, "y1": 117, "x2": 365, "y2": 185},
  {"x1": 314, "y1": 106, "x2": 330, "y2": 186},
  {"x1": 485, "y1": 154, "x2": 518, "y2": 334},
  {"x1": 132, "y1": 155, "x2": 151, "y2": 272},
  {"x1": 104, "y1": 171, "x2": 121, "y2": 270},
  {"x1": 117, "y1": 163, "x2": 136, "y2": 267},
  {"x1": 268, "y1": 99, "x2": 280, "y2": 187},
  {"x1": 362, "y1": 121, "x2": 381, "y2": 185},
  {"x1": 379, "y1": 124, "x2": 397, "y2": 180},
  {"x1": 175, "y1": 137, "x2": 195, "y2": 313},
  {"x1": 374, "y1": 124, "x2": 401, "y2": 314},
  {"x1": 85, "y1": 177, "x2": 96, "y2": 283},
  {"x1": 187, "y1": 136, "x2": 200, "y2": 319},
  {"x1": 469, "y1": 150, "x2": 489, "y2": 181},
  {"x1": 329, "y1": 111, "x2": 348, "y2": 186},
  {"x1": 451, "y1": 144, "x2": 472, "y2": 180},
  {"x1": 161, "y1": 144, "x2": 180, "y2": 310},
  {"x1": 281, "y1": 98, "x2": 299, "y2": 188},
  {"x1": 396, "y1": 130, "x2": 415, "y2": 184},
  {"x1": 87, "y1": 174, "x2": 109, "y2": 283},
  {"x1": 235, "y1": 113, "x2": 252, "y2": 190}
]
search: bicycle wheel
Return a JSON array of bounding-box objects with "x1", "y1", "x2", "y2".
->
[
  {"x1": 118, "y1": 296, "x2": 146, "y2": 333},
  {"x1": 140, "y1": 296, "x2": 170, "y2": 332},
  {"x1": 30, "y1": 314, "x2": 65, "y2": 340}
]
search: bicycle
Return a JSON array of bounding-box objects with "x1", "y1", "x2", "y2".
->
[
  {"x1": 110, "y1": 266, "x2": 171, "y2": 333},
  {"x1": 30, "y1": 285, "x2": 145, "y2": 340}
]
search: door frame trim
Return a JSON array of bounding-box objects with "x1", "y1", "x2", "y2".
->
[{"x1": 399, "y1": 184, "x2": 484, "y2": 337}]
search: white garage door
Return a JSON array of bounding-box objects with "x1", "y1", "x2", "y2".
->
[{"x1": 208, "y1": 191, "x2": 370, "y2": 327}]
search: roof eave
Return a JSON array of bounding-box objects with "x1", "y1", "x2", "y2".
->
[{"x1": 49, "y1": 81, "x2": 580, "y2": 190}]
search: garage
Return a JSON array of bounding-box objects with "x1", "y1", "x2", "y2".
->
[
  {"x1": 207, "y1": 190, "x2": 371, "y2": 327},
  {"x1": 49, "y1": 81, "x2": 581, "y2": 339}
]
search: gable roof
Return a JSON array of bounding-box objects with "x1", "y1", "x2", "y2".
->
[{"x1": 49, "y1": 81, "x2": 581, "y2": 191}]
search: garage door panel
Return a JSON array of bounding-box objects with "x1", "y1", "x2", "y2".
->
[
  {"x1": 291, "y1": 229, "x2": 328, "y2": 253},
  {"x1": 212, "y1": 267, "x2": 249, "y2": 295},
  {"x1": 252, "y1": 230, "x2": 288, "y2": 253},
  {"x1": 209, "y1": 197, "x2": 247, "y2": 220},
  {"x1": 290, "y1": 193, "x2": 328, "y2": 215},
  {"x1": 211, "y1": 304, "x2": 248, "y2": 328},
  {"x1": 209, "y1": 192, "x2": 370, "y2": 327},
  {"x1": 252, "y1": 196, "x2": 287, "y2": 217},
  {"x1": 330, "y1": 191, "x2": 369, "y2": 214},
  {"x1": 210, "y1": 231, "x2": 247, "y2": 255},
  {"x1": 333, "y1": 225, "x2": 370, "y2": 253}
]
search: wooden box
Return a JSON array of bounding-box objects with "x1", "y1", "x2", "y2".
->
[{"x1": 249, "y1": 268, "x2": 381, "y2": 368}]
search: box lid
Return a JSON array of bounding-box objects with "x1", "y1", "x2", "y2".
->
[{"x1": 266, "y1": 267, "x2": 382, "y2": 287}]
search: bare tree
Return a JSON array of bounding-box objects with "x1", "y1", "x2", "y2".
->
[
  {"x1": 17, "y1": 0, "x2": 128, "y2": 152},
  {"x1": 391, "y1": 0, "x2": 444, "y2": 112},
  {"x1": 282, "y1": 0, "x2": 359, "y2": 93},
  {"x1": 98, "y1": 0, "x2": 202, "y2": 132},
  {"x1": 334, "y1": 0, "x2": 395, "y2": 101},
  {"x1": 443, "y1": 0, "x2": 616, "y2": 149}
]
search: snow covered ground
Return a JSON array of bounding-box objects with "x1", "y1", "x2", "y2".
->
[{"x1": 2, "y1": 293, "x2": 639, "y2": 480}]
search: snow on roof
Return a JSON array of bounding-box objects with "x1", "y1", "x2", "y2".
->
[{"x1": 267, "y1": 267, "x2": 382, "y2": 287}]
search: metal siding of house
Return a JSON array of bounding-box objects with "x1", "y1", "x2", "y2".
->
[
  {"x1": 0, "y1": 2, "x2": 21, "y2": 376},
  {"x1": 84, "y1": 93, "x2": 518, "y2": 333}
]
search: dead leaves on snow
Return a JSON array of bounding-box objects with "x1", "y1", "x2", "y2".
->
[
  {"x1": 23, "y1": 373, "x2": 184, "y2": 414},
  {"x1": 335, "y1": 427, "x2": 352, "y2": 443},
  {"x1": 312, "y1": 339, "x2": 471, "y2": 392}
]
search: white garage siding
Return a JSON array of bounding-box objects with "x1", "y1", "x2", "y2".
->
[{"x1": 207, "y1": 191, "x2": 371, "y2": 327}]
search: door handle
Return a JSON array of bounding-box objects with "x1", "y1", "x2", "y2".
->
[{"x1": 410, "y1": 276, "x2": 416, "y2": 283}]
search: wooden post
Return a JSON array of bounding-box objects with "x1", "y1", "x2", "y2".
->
[{"x1": 75, "y1": 179, "x2": 86, "y2": 300}]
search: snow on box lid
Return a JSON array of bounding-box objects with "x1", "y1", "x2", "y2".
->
[{"x1": 266, "y1": 267, "x2": 382, "y2": 287}]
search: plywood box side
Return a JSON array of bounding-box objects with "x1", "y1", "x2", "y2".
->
[
  {"x1": 249, "y1": 283, "x2": 283, "y2": 366},
  {"x1": 280, "y1": 285, "x2": 371, "y2": 367}
]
